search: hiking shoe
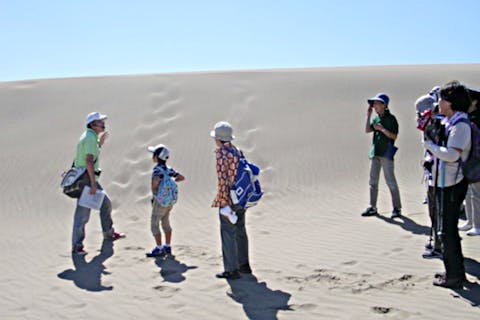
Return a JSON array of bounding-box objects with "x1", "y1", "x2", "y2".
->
[
  {"x1": 391, "y1": 208, "x2": 401, "y2": 218},
  {"x1": 146, "y1": 247, "x2": 165, "y2": 258},
  {"x1": 361, "y1": 207, "x2": 377, "y2": 217},
  {"x1": 72, "y1": 246, "x2": 87, "y2": 256},
  {"x1": 238, "y1": 263, "x2": 252, "y2": 274},
  {"x1": 164, "y1": 246, "x2": 172, "y2": 255},
  {"x1": 466, "y1": 228, "x2": 480, "y2": 236},
  {"x1": 433, "y1": 277, "x2": 464, "y2": 289},
  {"x1": 458, "y1": 223, "x2": 472, "y2": 231},
  {"x1": 422, "y1": 249, "x2": 442, "y2": 259},
  {"x1": 216, "y1": 270, "x2": 241, "y2": 280},
  {"x1": 105, "y1": 231, "x2": 126, "y2": 241}
]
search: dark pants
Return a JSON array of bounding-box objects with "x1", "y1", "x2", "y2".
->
[
  {"x1": 427, "y1": 187, "x2": 442, "y2": 251},
  {"x1": 219, "y1": 208, "x2": 249, "y2": 272},
  {"x1": 429, "y1": 179, "x2": 468, "y2": 280}
]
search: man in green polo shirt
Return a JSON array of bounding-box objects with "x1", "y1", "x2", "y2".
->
[
  {"x1": 71, "y1": 112, "x2": 125, "y2": 255},
  {"x1": 362, "y1": 93, "x2": 402, "y2": 219}
]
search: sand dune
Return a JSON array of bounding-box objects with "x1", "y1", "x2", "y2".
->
[{"x1": 1, "y1": 65, "x2": 479, "y2": 319}]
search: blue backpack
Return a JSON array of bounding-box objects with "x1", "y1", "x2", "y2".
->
[
  {"x1": 154, "y1": 166, "x2": 178, "y2": 207},
  {"x1": 226, "y1": 148, "x2": 263, "y2": 209},
  {"x1": 450, "y1": 118, "x2": 480, "y2": 183}
]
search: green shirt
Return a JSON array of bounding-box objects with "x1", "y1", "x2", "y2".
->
[
  {"x1": 369, "y1": 110, "x2": 399, "y2": 159},
  {"x1": 75, "y1": 129, "x2": 100, "y2": 179}
]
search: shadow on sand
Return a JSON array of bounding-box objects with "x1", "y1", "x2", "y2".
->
[
  {"x1": 154, "y1": 255, "x2": 197, "y2": 283},
  {"x1": 58, "y1": 240, "x2": 114, "y2": 291},
  {"x1": 227, "y1": 274, "x2": 292, "y2": 320},
  {"x1": 454, "y1": 257, "x2": 480, "y2": 307},
  {"x1": 375, "y1": 213, "x2": 480, "y2": 307},
  {"x1": 375, "y1": 213, "x2": 430, "y2": 236}
]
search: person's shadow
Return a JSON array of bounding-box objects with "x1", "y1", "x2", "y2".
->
[
  {"x1": 57, "y1": 240, "x2": 114, "y2": 291},
  {"x1": 375, "y1": 213, "x2": 431, "y2": 236},
  {"x1": 154, "y1": 255, "x2": 197, "y2": 283},
  {"x1": 227, "y1": 274, "x2": 292, "y2": 320},
  {"x1": 453, "y1": 257, "x2": 480, "y2": 307},
  {"x1": 375, "y1": 213, "x2": 480, "y2": 307}
]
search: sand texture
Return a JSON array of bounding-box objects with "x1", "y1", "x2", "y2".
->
[{"x1": 1, "y1": 65, "x2": 479, "y2": 319}]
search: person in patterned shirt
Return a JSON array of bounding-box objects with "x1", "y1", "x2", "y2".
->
[{"x1": 211, "y1": 121, "x2": 252, "y2": 280}]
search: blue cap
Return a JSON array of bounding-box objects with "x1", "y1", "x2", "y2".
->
[{"x1": 368, "y1": 93, "x2": 389, "y2": 106}]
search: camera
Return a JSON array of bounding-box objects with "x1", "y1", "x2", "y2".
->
[
  {"x1": 424, "y1": 114, "x2": 446, "y2": 146},
  {"x1": 417, "y1": 108, "x2": 433, "y2": 131}
]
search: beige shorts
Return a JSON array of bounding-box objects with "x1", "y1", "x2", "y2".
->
[{"x1": 151, "y1": 201, "x2": 173, "y2": 235}]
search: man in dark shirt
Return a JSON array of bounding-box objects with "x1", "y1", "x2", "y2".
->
[{"x1": 362, "y1": 93, "x2": 402, "y2": 218}]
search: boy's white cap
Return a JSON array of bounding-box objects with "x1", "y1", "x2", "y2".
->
[
  {"x1": 147, "y1": 144, "x2": 170, "y2": 160},
  {"x1": 86, "y1": 112, "x2": 107, "y2": 126}
]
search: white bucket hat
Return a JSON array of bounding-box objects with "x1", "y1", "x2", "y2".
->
[
  {"x1": 86, "y1": 112, "x2": 107, "y2": 126},
  {"x1": 147, "y1": 144, "x2": 170, "y2": 160},
  {"x1": 210, "y1": 121, "x2": 235, "y2": 141}
]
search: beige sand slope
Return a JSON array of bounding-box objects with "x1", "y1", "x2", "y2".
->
[{"x1": 1, "y1": 65, "x2": 479, "y2": 319}]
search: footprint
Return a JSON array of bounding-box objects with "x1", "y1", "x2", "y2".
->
[
  {"x1": 124, "y1": 246, "x2": 144, "y2": 251},
  {"x1": 152, "y1": 285, "x2": 180, "y2": 298},
  {"x1": 371, "y1": 306, "x2": 393, "y2": 314}
]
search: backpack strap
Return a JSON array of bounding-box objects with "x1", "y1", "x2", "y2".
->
[
  {"x1": 451, "y1": 117, "x2": 470, "y2": 127},
  {"x1": 72, "y1": 157, "x2": 98, "y2": 168},
  {"x1": 155, "y1": 165, "x2": 170, "y2": 180}
]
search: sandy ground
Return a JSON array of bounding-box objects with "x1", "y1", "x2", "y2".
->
[{"x1": 0, "y1": 64, "x2": 479, "y2": 319}]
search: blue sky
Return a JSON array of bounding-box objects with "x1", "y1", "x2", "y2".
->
[{"x1": 1, "y1": 0, "x2": 479, "y2": 81}]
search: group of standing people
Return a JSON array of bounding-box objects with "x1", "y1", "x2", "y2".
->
[
  {"x1": 70, "y1": 114, "x2": 251, "y2": 280},
  {"x1": 70, "y1": 81, "x2": 478, "y2": 287},
  {"x1": 362, "y1": 81, "x2": 480, "y2": 289}
]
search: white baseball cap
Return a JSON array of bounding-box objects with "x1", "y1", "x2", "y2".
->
[
  {"x1": 147, "y1": 144, "x2": 170, "y2": 160},
  {"x1": 86, "y1": 112, "x2": 107, "y2": 126}
]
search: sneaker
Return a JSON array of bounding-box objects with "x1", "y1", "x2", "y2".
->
[
  {"x1": 238, "y1": 263, "x2": 252, "y2": 274},
  {"x1": 164, "y1": 246, "x2": 172, "y2": 255},
  {"x1": 72, "y1": 246, "x2": 87, "y2": 256},
  {"x1": 422, "y1": 249, "x2": 442, "y2": 259},
  {"x1": 466, "y1": 228, "x2": 480, "y2": 236},
  {"x1": 216, "y1": 270, "x2": 241, "y2": 280},
  {"x1": 146, "y1": 247, "x2": 165, "y2": 258},
  {"x1": 105, "y1": 231, "x2": 126, "y2": 241},
  {"x1": 361, "y1": 207, "x2": 377, "y2": 217},
  {"x1": 391, "y1": 208, "x2": 401, "y2": 218},
  {"x1": 458, "y1": 223, "x2": 472, "y2": 231},
  {"x1": 433, "y1": 276, "x2": 464, "y2": 289}
]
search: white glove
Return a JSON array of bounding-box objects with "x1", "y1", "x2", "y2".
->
[{"x1": 220, "y1": 205, "x2": 238, "y2": 224}]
